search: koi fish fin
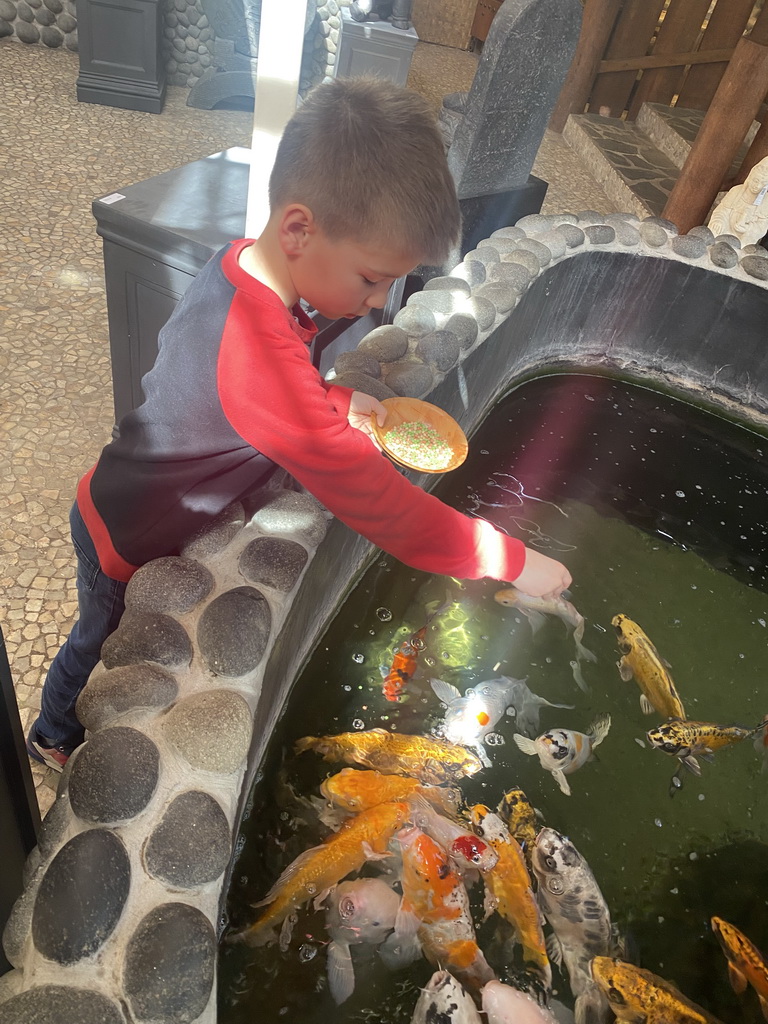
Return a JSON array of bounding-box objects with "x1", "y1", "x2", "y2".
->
[
  {"x1": 699, "y1": 750, "x2": 716, "y2": 763},
  {"x1": 570, "y1": 659, "x2": 590, "y2": 693},
  {"x1": 524, "y1": 609, "x2": 547, "y2": 635},
  {"x1": 476, "y1": 744, "x2": 493, "y2": 769},
  {"x1": 759, "y1": 993, "x2": 768, "y2": 1022},
  {"x1": 278, "y1": 910, "x2": 298, "y2": 952},
  {"x1": 362, "y1": 840, "x2": 392, "y2": 862},
  {"x1": 482, "y1": 884, "x2": 499, "y2": 923},
  {"x1": 681, "y1": 754, "x2": 701, "y2": 776},
  {"x1": 617, "y1": 656, "x2": 633, "y2": 683},
  {"x1": 588, "y1": 712, "x2": 612, "y2": 748},
  {"x1": 727, "y1": 960, "x2": 748, "y2": 995},
  {"x1": 379, "y1": 906, "x2": 422, "y2": 970},
  {"x1": 513, "y1": 734, "x2": 538, "y2": 756},
  {"x1": 575, "y1": 639, "x2": 598, "y2": 664},
  {"x1": 575, "y1": 982, "x2": 609, "y2": 1024},
  {"x1": 251, "y1": 842, "x2": 327, "y2": 907},
  {"x1": 640, "y1": 694, "x2": 655, "y2": 715},
  {"x1": 327, "y1": 940, "x2": 355, "y2": 1005},
  {"x1": 552, "y1": 769, "x2": 571, "y2": 796},
  {"x1": 545, "y1": 931, "x2": 564, "y2": 968},
  {"x1": 294, "y1": 735, "x2": 320, "y2": 756},
  {"x1": 430, "y1": 677, "x2": 462, "y2": 705},
  {"x1": 661, "y1": 656, "x2": 673, "y2": 669}
]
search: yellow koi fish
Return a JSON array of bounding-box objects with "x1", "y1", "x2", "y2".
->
[
  {"x1": 469, "y1": 804, "x2": 550, "y2": 989},
  {"x1": 612, "y1": 614, "x2": 686, "y2": 719},
  {"x1": 393, "y1": 825, "x2": 496, "y2": 992},
  {"x1": 296, "y1": 728, "x2": 483, "y2": 785},
  {"x1": 320, "y1": 768, "x2": 461, "y2": 816},
  {"x1": 647, "y1": 719, "x2": 759, "y2": 776},
  {"x1": 496, "y1": 786, "x2": 539, "y2": 861},
  {"x1": 711, "y1": 916, "x2": 768, "y2": 1020},
  {"x1": 591, "y1": 956, "x2": 725, "y2": 1023},
  {"x1": 230, "y1": 801, "x2": 409, "y2": 947}
]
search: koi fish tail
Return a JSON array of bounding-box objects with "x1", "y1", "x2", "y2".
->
[
  {"x1": 588, "y1": 712, "x2": 611, "y2": 748},
  {"x1": 574, "y1": 981, "x2": 610, "y2": 1024},
  {"x1": 572, "y1": 619, "x2": 597, "y2": 663}
]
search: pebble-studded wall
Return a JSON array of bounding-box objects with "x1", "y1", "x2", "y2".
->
[{"x1": 0, "y1": 0, "x2": 348, "y2": 91}]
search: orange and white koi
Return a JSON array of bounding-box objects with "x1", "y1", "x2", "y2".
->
[
  {"x1": 380, "y1": 596, "x2": 451, "y2": 702},
  {"x1": 229, "y1": 801, "x2": 409, "y2": 948},
  {"x1": 513, "y1": 713, "x2": 611, "y2": 796},
  {"x1": 711, "y1": 915, "x2": 768, "y2": 1020},
  {"x1": 391, "y1": 825, "x2": 496, "y2": 992},
  {"x1": 469, "y1": 805, "x2": 550, "y2": 989},
  {"x1": 320, "y1": 768, "x2": 461, "y2": 816},
  {"x1": 295, "y1": 728, "x2": 483, "y2": 785}
]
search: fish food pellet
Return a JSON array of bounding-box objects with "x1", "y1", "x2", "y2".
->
[{"x1": 384, "y1": 420, "x2": 453, "y2": 470}]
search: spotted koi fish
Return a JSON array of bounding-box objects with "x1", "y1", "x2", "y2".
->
[
  {"x1": 380, "y1": 595, "x2": 451, "y2": 702},
  {"x1": 711, "y1": 916, "x2": 768, "y2": 1020},
  {"x1": 647, "y1": 718, "x2": 760, "y2": 776},
  {"x1": 591, "y1": 956, "x2": 724, "y2": 1023}
]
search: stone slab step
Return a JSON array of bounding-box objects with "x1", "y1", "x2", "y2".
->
[
  {"x1": 636, "y1": 101, "x2": 758, "y2": 174},
  {"x1": 563, "y1": 113, "x2": 679, "y2": 218}
]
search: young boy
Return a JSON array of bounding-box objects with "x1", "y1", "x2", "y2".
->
[{"x1": 27, "y1": 77, "x2": 571, "y2": 773}]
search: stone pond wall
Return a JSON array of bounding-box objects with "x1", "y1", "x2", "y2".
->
[
  {"x1": 0, "y1": 0, "x2": 349, "y2": 90},
  {"x1": 2, "y1": 212, "x2": 768, "y2": 1024}
]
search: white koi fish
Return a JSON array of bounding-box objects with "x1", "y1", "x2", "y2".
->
[
  {"x1": 325, "y1": 878, "x2": 400, "y2": 1005},
  {"x1": 513, "y1": 713, "x2": 611, "y2": 796},
  {"x1": 482, "y1": 981, "x2": 563, "y2": 1024},
  {"x1": 411, "y1": 971, "x2": 482, "y2": 1024},
  {"x1": 431, "y1": 675, "x2": 574, "y2": 764}
]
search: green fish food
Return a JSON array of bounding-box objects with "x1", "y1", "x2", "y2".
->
[{"x1": 384, "y1": 420, "x2": 453, "y2": 470}]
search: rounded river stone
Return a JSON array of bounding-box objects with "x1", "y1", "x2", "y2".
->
[
  {"x1": 512, "y1": 237, "x2": 552, "y2": 267},
  {"x1": 101, "y1": 611, "x2": 192, "y2": 670},
  {"x1": 331, "y1": 371, "x2": 394, "y2": 401},
  {"x1": 687, "y1": 224, "x2": 715, "y2": 244},
  {"x1": 481, "y1": 236, "x2": 521, "y2": 256},
  {"x1": 3, "y1": 873, "x2": 40, "y2": 967},
  {"x1": 584, "y1": 224, "x2": 616, "y2": 245},
  {"x1": 164, "y1": 689, "x2": 251, "y2": 773},
  {"x1": 671, "y1": 233, "x2": 706, "y2": 259},
  {"x1": 250, "y1": 490, "x2": 327, "y2": 546},
  {"x1": 0, "y1": 985, "x2": 125, "y2": 1024},
  {"x1": 463, "y1": 245, "x2": 500, "y2": 266},
  {"x1": 708, "y1": 241, "x2": 739, "y2": 269},
  {"x1": 611, "y1": 221, "x2": 641, "y2": 247},
  {"x1": 643, "y1": 215, "x2": 678, "y2": 235},
  {"x1": 32, "y1": 830, "x2": 130, "y2": 964},
  {"x1": 407, "y1": 289, "x2": 464, "y2": 316},
  {"x1": 487, "y1": 261, "x2": 534, "y2": 289},
  {"x1": 392, "y1": 303, "x2": 437, "y2": 338},
  {"x1": 69, "y1": 727, "x2": 159, "y2": 824},
  {"x1": 198, "y1": 586, "x2": 271, "y2": 675},
  {"x1": 461, "y1": 295, "x2": 496, "y2": 331},
  {"x1": 239, "y1": 536, "x2": 308, "y2": 591},
  {"x1": 537, "y1": 229, "x2": 567, "y2": 260},
  {"x1": 490, "y1": 225, "x2": 525, "y2": 241},
  {"x1": 640, "y1": 222, "x2": 668, "y2": 247},
  {"x1": 452, "y1": 258, "x2": 486, "y2": 286},
  {"x1": 713, "y1": 233, "x2": 740, "y2": 248},
  {"x1": 501, "y1": 248, "x2": 541, "y2": 275},
  {"x1": 0, "y1": 0, "x2": 16, "y2": 18},
  {"x1": 443, "y1": 312, "x2": 478, "y2": 350},
  {"x1": 605, "y1": 212, "x2": 640, "y2": 227},
  {"x1": 555, "y1": 223, "x2": 585, "y2": 248},
  {"x1": 424, "y1": 275, "x2": 471, "y2": 297},
  {"x1": 474, "y1": 281, "x2": 520, "y2": 315},
  {"x1": 333, "y1": 349, "x2": 381, "y2": 378},
  {"x1": 356, "y1": 324, "x2": 408, "y2": 361},
  {"x1": 741, "y1": 243, "x2": 767, "y2": 254},
  {"x1": 144, "y1": 791, "x2": 231, "y2": 887},
  {"x1": 515, "y1": 213, "x2": 551, "y2": 235},
  {"x1": 36, "y1": 789, "x2": 71, "y2": 856},
  {"x1": 741, "y1": 253, "x2": 768, "y2": 280},
  {"x1": 576, "y1": 209, "x2": 605, "y2": 224},
  {"x1": 124, "y1": 903, "x2": 215, "y2": 1023},
  {"x1": 124, "y1": 556, "x2": 214, "y2": 615},
  {"x1": 181, "y1": 501, "x2": 245, "y2": 560},
  {"x1": 416, "y1": 330, "x2": 461, "y2": 372},
  {"x1": 76, "y1": 663, "x2": 178, "y2": 732},
  {"x1": 384, "y1": 360, "x2": 434, "y2": 398}
]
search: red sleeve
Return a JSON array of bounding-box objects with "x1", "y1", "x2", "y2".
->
[{"x1": 218, "y1": 293, "x2": 526, "y2": 582}]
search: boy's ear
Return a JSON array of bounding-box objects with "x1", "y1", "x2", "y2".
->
[{"x1": 278, "y1": 204, "x2": 317, "y2": 255}]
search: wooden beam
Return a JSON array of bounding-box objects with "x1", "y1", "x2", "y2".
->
[
  {"x1": 663, "y1": 37, "x2": 768, "y2": 233},
  {"x1": 549, "y1": 0, "x2": 621, "y2": 133},
  {"x1": 599, "y1": 47, "x2": 734, "y2": 74}
]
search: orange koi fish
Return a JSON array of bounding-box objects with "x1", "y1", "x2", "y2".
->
[
  {"x1": 392, "y1": 825, "x2": 496, "y2": 992},
  {"x1": 320, "y1": 768, "x2": 461, "y2": 816},
  {"x1": 711, "y1": 916, "x2": 768, "y2": 1020},
  {"x1": 295, "y1": 728, "x2": 483, "y2": 785},
  {"x1": 469, "y1": 805, "x2": 551, "y2": 989},
  {"x1": 380, "y1": 595, "x2": 451, "y2": 702},
  {"x1": 229, "y1": 801, "x2": 409, "y2": 948}
]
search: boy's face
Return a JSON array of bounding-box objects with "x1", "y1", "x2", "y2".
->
[{"x1": 289, "y1": 225, "x2": 419, "y2": 321}]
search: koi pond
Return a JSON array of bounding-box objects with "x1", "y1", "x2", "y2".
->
[{"x1": 220, "y1": 373, "x2": 768, "y2": 1024}]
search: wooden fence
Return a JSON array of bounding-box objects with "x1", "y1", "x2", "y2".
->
[{"x1": 551, "y1": 0, "x2": 768, "y2": 129}]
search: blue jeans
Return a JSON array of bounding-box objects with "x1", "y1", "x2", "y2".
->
[{"x1": 33, "y1": 502, "x2": 127, "y2": 750}]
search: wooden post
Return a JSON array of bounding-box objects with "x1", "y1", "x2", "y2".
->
[
  {"x1": 732, "y1": 116, "x2": 768, "y2": 186},
  {"x1": 662, "y1": 37, "x2": 768, "y2": 234},
  {"x1": 548, "y1": 0, "x2": 621, "y2": 132}
]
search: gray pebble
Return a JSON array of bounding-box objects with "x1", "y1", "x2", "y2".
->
[
  {"x1": 333, "y1": 349, "x2": 382, "y2": 378},
  {"x1": 481, "y1": 236, "x2": 523, "y2": 256},
  {"x1": 515, "y1": 213, "x2": 551, "y2": 235},
  {"x1": 424, "y1": 275, "x2": 471, "y2": 297},
  {"x1": 537, "y1": 229, "x2": 567, "y2": 260},
  {"x1": 181, "y1": 501, "x2": 245, "y2": 560},
  {"x1": 490, "y1": 225, "x2": 525, "y2": 241},
  {"x1": 393, "y1": 304, "x2": 437, "y2": 339},
  {"x1": 550, "y1": 213, "x2": 580, "y2": 225},
  {"x1": 406, "y1": 289, "x2": 465, "y2": 316},
  {"x1": 198, "y1": 586, "x2": 271, "y2": 677},
  {"x1": 474, "y1": 281, "x2": 520, "y2": 314},
  {"x1": 740, "y1": 254, "x2": 768, "y2": 280},
  {"x1": 460, "y1": 296, "x2": 496, "y2": 331},
  {"x1": 451, "y1": 259, "x2": 486, "y2": 287},
  {"x1": 741, "y1": 243, "x2": 768, "y2": 255},
  {"x1": 164, "y1": 690, "x2": 252, "y2": 774},
  {"x1": 443, "y1": 312, "x2": 478, "y2": 350},
  {"x1": 0, "y1": 985, "x2": 125, "y2": 1024},
  {"x1": 642, "y1": 215, "x2": 678, "y2": 235},
  {"x1": 576, "y1": 210, "x2": 606, "y2": 225},
  {"x1": 239, "y1": 537, "x2": 308, "y2": 592},
  {"x1": 124, "y1": 556, "x2": 213, "y2": 615},
  {"x1": 357, "y1": 324, "x2": 409, "y2": 362},
  {"x1": 708, "y1": 241, "x2": 739, "y2": 269},
  {"x1": 612, "y1": 221, "x2": 641, "y2": 246},
  {"x1": 501, "y1": 248, "x2": 542, "y2": 275},
  {"x1": 463, "y1": 245, "x2": 500, "y2": 266},
  {"x1": 713, "y1": 233, "x2": 740, "y2": 249},
  {"x1": 416, "y1": 330, "x2": 461, "y2": 372},
  {"x1": 331, "y1": 371, "x2": 394, "y2": 401},
  {"x1": 584, "y1": 224, "x2": 616, "y2": 245},
  {"x1": 487, "y1": 261, "x2": 534, "y2": 289},
  {"x1": 671, "y1": 234, "x2": 707, "y2": 259},
  {"x1": 640, "y1": 222, "x2": 669, "y2": 247},
  {"x1": 514, "y1": 237, "x2": 552, "y2": 267},
  {"x1": 605, "y1": 212, "x2": 640, "y2": 227},
  {"x1": 383, "y1": 361, "x2": 434, "y2": 398},
  {"x1": 555, "y1": 223, "x2": 585, "y2": 248},
  {"x1": 687, "y1": 225, "x2": 715, "y2": 244}
]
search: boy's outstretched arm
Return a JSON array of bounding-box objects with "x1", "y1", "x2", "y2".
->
[{"x1": 508, "y1": 547, "x2": 572, "y2": 598}]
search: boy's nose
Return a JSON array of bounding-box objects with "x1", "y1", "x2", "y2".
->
[{"x1": 365, "y1": 281, "x2": 392, "y2": 309}]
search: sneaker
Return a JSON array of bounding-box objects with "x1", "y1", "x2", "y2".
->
[{"x1": 26, "y1": 728, "x2": 72, "y2": 773}]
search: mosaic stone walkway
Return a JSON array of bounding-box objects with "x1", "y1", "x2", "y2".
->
[{"x1": 0, "y1": 38, "x2": 617, "y2": 819}]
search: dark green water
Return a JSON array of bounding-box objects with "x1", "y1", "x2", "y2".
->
[{"x1": 220, "y1": 374, "x2": 768, "y2": 1024}]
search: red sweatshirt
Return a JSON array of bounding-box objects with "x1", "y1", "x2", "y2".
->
[{"x1": 78, "y1": 240, "x2": 526, "y2": 584}]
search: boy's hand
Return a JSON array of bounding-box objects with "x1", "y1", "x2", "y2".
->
[
  {"x1": 347, "y1": 391, "x2": 386, "y2": 449},
  {"x1": 511, "y1": 547, "x2": 572, "y2": 599}
]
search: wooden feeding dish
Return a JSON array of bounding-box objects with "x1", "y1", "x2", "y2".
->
[{"x1": 371, "y1": 397, "x2": 468, "y2": 474}]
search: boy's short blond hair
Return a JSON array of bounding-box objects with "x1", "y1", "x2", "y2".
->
[{"x1": 269, "y1": 77, "x2": 461, "y2": 264}]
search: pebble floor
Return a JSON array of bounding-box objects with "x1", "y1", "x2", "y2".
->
[{"x1": 0, "y1": 38, "x2": 617, "y2": 817}]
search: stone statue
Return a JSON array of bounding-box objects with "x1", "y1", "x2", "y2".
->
[
  {"x1": 708, "y1": 156, "x2": 768, "y2": 247},
  {"x1": 349, "y1": 0, "x2": 413, "y2": 29}
]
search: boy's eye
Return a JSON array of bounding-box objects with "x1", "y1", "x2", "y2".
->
[{"x1": 362, "y1": 277, "x2": 376, "y2": 286}]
